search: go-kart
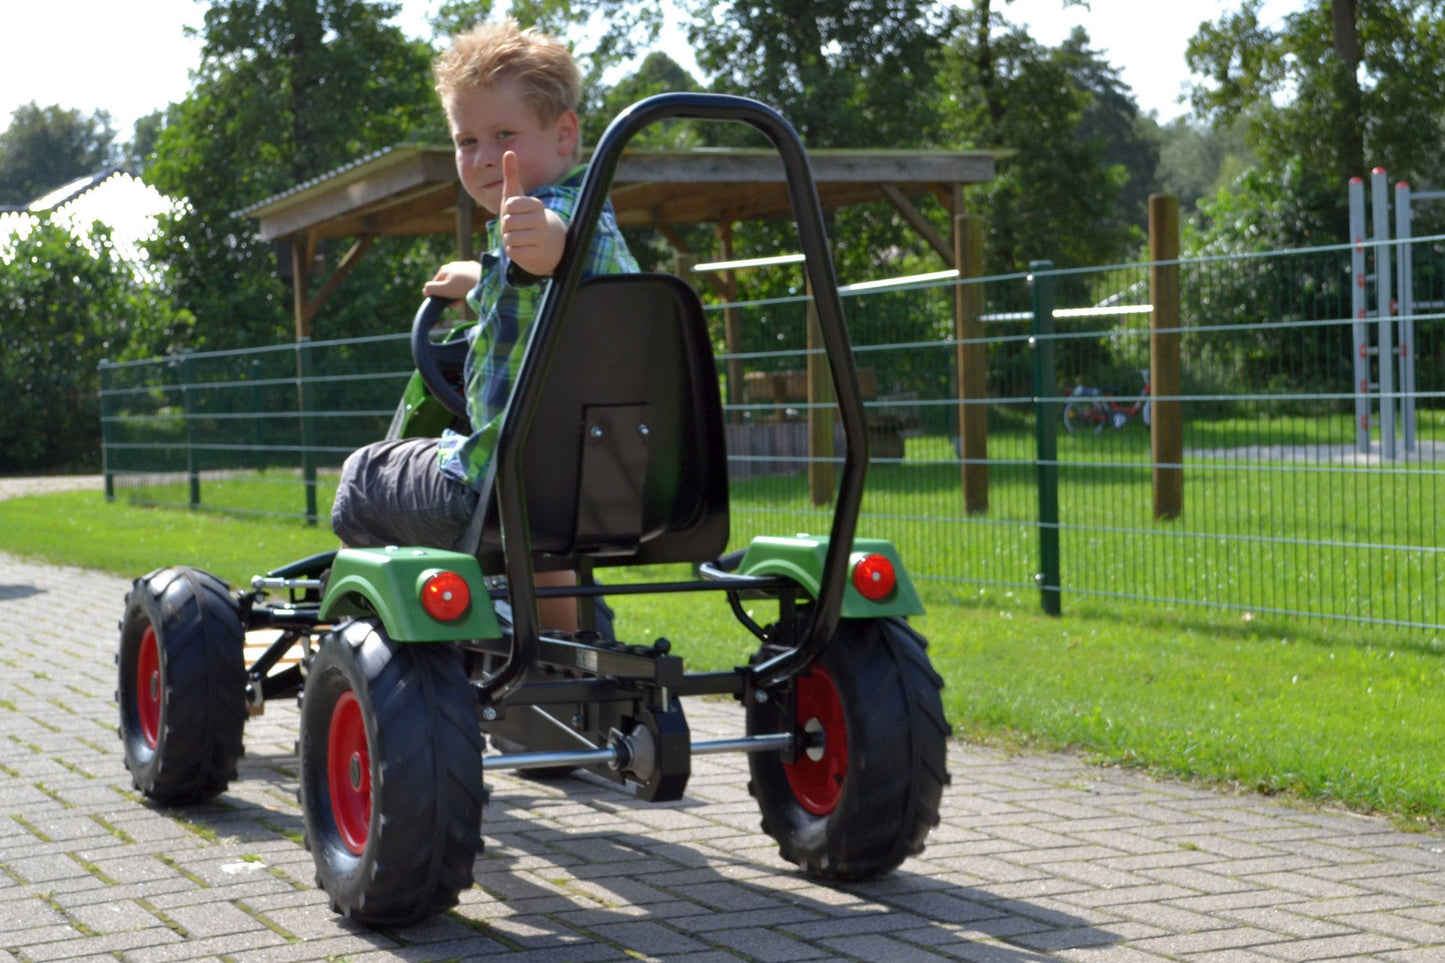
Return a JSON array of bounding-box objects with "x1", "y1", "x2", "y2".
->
[{"x1": 115, "y1": 93, "x2": 949, "y2": 927}]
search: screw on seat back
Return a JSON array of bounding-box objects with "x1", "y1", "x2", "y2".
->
[{"x1": 470, "y1": 273, "x2": 729, "y2": 571}]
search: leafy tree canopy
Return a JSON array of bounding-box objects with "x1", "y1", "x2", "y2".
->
[
  {"x1": 0, "y1": 219, "x2": 193, "y2": 473},
  {"x1": 0, "y1": 103, "x2": 118, "y2": 206},
  {"x1": 942, "y1": 8, "x2": 1155, "y2": 273},
  {"x1": 1186, "y1": 0, "x2": 1445, "y2": 248},
  {"x1": 143, "y1": 0, "x2": 444, "y2": 349}
]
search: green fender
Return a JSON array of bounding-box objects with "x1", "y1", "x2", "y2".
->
[
  {"x1": 319, "y1": 546, "x2": 501, "y2": 642},
  {"x1": 736, "y1": 534, "x2": 925, "y2": 617}
]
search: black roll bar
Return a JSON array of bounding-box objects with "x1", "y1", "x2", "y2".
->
[{"x1": 483, "y1": 93, "x2": 869, "y2": 702}]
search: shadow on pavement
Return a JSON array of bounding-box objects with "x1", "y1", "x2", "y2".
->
[{"x1": 168, "y1": 749, "x2": 1120, "y2": 960}]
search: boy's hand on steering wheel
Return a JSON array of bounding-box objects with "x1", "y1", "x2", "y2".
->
[
  {"x1": 423, "y1": 261, "x2": 482, "y2": 300},
  {"x1": 499, "y1": 150, "x2": 566, "y2": 279}
]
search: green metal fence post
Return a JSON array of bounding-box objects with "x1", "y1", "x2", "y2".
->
[
  {"x1": 297, "y1": 339, "x2": 318, "y2": 526},
  {"x1": 1030, "y1": 261, "x2": 1062, "y2": 616},
  {"x1": 99, "y1": 361, "x2": 116, "y2": 501},
  {"x1": 181, "y1": 351, "x2": 201, "y2": 510},
  {"x1": 250, "y1": 358, "x2": 267, "y2": 474}
]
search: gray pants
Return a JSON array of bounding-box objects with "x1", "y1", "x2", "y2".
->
[{"x1": 330, "y1": 438, "x2": 479, "y2": 550}]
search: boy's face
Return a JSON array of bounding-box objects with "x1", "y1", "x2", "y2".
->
[{"x1": 447, "y1": 79, "x2": 578, "y2": 215}]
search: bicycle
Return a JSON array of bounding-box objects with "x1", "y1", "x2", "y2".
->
[{"x1": 1062, "y1": 369, "x2": 1151, "y2": 434}]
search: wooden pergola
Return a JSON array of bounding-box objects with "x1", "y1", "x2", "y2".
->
[
  {"x1": 241, "y1": 144, "x2": 1002, "y2": 339},
  {"x1": 242, "y1": 142, "x2": 1005, "y2": 509}
]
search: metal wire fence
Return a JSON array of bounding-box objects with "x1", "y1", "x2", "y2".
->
[{"x1": 100, "y1": 236, "x2": 1445, "y2": 636}]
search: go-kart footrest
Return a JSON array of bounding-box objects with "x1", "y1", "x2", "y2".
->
[
  {"x1": 546, "y1": 634, "x2": 683, "y2": 687},
  {"x1": 470, "y1": 634, "x2": 685, "y2": 688}
]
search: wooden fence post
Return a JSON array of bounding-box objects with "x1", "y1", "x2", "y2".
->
[
  {"x1": 1149, "y1": 194, "x2": 1183, "y2": 520},
  {"x1": 954, "y1": 212, "x2": 988, "y2": 514},
  {"x1": 806, "y1": 276, "x2": 835, "y2": 505},
  {"x1": 716, "y1": 223, "x2": 745, "y2": 425}
]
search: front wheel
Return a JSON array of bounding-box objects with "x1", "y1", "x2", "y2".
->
[
  {"x1": 117, "y1": 567, "x2": 247, "y2": 805},
  {"x1": 298, "y1": 620, "x2": 485, "y2": 927},
  {"x1": 747, "y1": 616, "x2": 949, "y2": 880},
  {"x1": 1063, "y1": 401, "x2": 1101, "y2": 435}
]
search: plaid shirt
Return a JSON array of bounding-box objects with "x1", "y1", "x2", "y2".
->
[{"x1": 436, "y1": 164, "x2": 639, "y2": 492}]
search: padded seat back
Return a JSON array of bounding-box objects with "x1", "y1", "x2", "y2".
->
[{"x1": 474, "y1": 273, "x2": 729, "y2": 569}]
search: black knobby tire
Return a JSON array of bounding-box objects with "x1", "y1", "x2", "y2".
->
[
  {"x1": 748, "y1": 616, "x2": 949, "y2": 880},
  {"x1": 117, "y1": 567, "x2": 248, "y2": 805},
  {"x1": 299, "y1": 620, "x2": 486, "y2": 927}
]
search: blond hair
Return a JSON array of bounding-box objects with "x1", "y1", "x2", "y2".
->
[{"x1": 433, "y1": 19, "x2": 582, "y2": 127}]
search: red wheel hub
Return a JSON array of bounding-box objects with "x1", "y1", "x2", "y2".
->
[
  {"x1": 327, "y1": 690, "x2": 371, "y2": 855},
  {"x1": 137, "y1": 625, "x2": 161, "y2": 749},
  {"x1": 785, "y1": 667, "x2": 848, "y2": 815}
]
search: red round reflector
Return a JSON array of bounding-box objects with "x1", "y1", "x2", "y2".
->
[
  {"x1": 850, "y1": 553, "x2": 896, "y2": 601},
  {"x1": 420, "y1": 571, "x2": 471, "y2": 622}
]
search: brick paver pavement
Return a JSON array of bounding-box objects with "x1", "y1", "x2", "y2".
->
[{"x1": 4, "y1": 548, "x2": 1445, "y2": 961}]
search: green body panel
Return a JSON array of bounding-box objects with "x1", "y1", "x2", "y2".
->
[
  {"x1": 319, "y1": 546, "x2": 501, "y2": 641},
  {"x1": 393, "y1": 369, "x2": 458, "y2": 439},
  {"x1": 737, "y1": 535, "x2": 925, "y2": 617}
]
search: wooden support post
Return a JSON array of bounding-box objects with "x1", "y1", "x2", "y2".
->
[
  {"x1": 455, "y1": 183, "x2": 475, "y2": 260},
  {"x1": 454, "y1": 185, "x2": 478, "y2": 316},
  {"x1": 302, "y1": 234, "x2": 375, "y2": 329},
  {"x1": 718, "y1": 222, "x2": 744, "y2": 425},
  {"x1": 806, "y1": 276, "x2": 834, "y2": 505},
  {"x1": 288, "y1": 231, "x2": 376, "y2": 338},
  {"x1": 1149, "y1": 194, "x2": 1183, "y2": 520},
  {"x1": 291, "y1": 237, "x2": 310, "y2": 341},
  {"x1": 954, "y1": 212, "x2": 988, "y2": 514}
]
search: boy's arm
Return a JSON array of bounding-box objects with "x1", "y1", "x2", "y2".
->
[{"x1": 498, "y1": 151, "x2": 567, "y2": 279}]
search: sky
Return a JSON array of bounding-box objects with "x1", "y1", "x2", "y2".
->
[{"x1": 0, "y1": 0, "x2": 1304, "y2": 139}]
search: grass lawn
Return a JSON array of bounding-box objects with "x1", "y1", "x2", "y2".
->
[{"x1": 3, "y1": 485, "x2": 1445, "y2": 830}]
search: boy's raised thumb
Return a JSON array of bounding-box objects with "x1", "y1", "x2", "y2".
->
[{"x1": 501, "y1": 150, "x2": 524, "y2": 201}]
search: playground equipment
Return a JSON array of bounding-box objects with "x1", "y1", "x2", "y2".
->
[{"x1": 1349, "y1": 167, "x2": 1422, "y2": 458}]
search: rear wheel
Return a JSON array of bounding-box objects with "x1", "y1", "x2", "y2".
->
[
  {"x1": 117, "y1": 567, "x2": 247, "y2": 804},
  {"x1": 1062, "y1": 401, "x2": 1086, "y2": 434},
  {"x1": 298, "y1": 620, "x2": 485, "y2": 927},
  {"x1": 747, "y1": 616, "x2": 949, "y2": 880}
]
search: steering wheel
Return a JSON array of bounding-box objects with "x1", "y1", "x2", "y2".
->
[{"x1": 411, "y1": 296, "x2": 470, "y2": 420}]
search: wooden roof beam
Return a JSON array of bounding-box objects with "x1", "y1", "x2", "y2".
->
[{"x1": 879, "y1": 183, "x2": 953, "y2": 264}]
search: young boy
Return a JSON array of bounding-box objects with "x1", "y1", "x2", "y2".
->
[{"x1": 330, "y1": 20, "x2": 639, "y2": 628}]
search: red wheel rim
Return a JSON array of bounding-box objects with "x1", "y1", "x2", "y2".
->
[
  {"x1": 137, "y1": 625, "x2": 161, "y2": 749},
  {"x1": 327, "y1": 690, "x2": 371, "y2": 855},
  {"x1": 785, "y1": 667, "x2": 848, "y2": 815}
]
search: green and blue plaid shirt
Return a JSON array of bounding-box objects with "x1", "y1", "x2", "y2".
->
[{"x1": 436, "y1": 164, "x2": 639, "y2": 492}]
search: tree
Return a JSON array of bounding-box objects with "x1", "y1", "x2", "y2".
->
[
  {"x1": 679, "y1": 0, "x2": 956, "y2": 264},
  {"x1": 1185, "y1": 0, "x2": 1445, "y2": 248},
  {"x1": 0, "y1": 218, "x2": 192, "y2": 473},
  {"x1": 122, "y1": 111, "x2": 166, "y2": 176},
  {"x1": 433, "y1": 0, "x2": 663, "y2": 134},
  {"x1": 594, "y1": 51, "x2": 705, "y2": 149},
  {"x1": 144, "y1": 0, "x2": 445, "y2": 350},
  {"x1": 1060, "y1": 28, "x2": 1159, "y2": 246},
  {"x1": 0, "y1": 103, "x2": 117, "y2": 206},
  {"x1": 943, "y1": 10, "x2": 1149, "y2": 273},
  {"x1": 685, "y1": 0, "x2": 950, "y2": 149},
  {"x1": 1153, "y1": 115, "x2": 1253, "y2": 218}
]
